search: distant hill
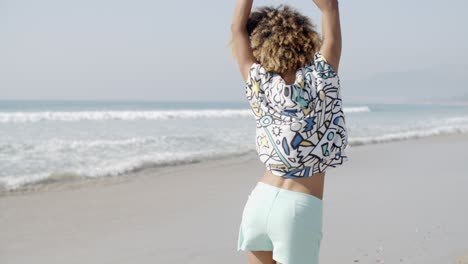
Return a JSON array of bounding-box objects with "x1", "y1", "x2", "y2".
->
[{"x1": 341, "y1": 63, "x2": 468, "y2": 104}]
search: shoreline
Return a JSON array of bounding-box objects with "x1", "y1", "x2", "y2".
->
[
  {"x1": 0, "y1": 148, "x2": 259, "y2": 198},
  {"x1": 2, "y1": 132, "x2": 468, "y2": 197}
]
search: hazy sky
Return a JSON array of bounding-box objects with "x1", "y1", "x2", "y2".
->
[{"x1": 1, "y1": 0, "x2": 467, "y2": 102}]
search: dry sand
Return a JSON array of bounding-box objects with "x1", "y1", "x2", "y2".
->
[{"x1": 1, "y1": 134, "x2": 468, "y2": 264}]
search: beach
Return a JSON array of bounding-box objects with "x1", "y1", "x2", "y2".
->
[{"x1": 1, "y1": 133, "x2": 467, "y2": 264}]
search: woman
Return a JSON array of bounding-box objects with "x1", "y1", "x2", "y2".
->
[{"x1": 231, "y1": 1, "x2": 349, "y2": 264}]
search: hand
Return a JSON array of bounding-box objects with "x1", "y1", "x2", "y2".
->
[{"x1": 312, "y1": 0, "x2": 339, "y2": 12}]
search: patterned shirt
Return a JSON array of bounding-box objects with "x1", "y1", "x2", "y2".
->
[{"x1": 245, "y1": 50, "x2": 350, "y2": 178}]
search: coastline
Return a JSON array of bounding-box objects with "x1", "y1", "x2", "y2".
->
[{"x1": 1, "y1": 133, "x2": 468, "y2": 263}]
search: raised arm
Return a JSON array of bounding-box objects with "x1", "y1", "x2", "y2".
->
[
  {"x1": 231, "y1": 0, "x2": 257, "y2": 81},
  {"x1": 313, "y1": 0, "x2": 342, "y2": 74}
]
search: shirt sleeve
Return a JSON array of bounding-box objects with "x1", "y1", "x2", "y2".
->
[
  {"x1": 312, "y1": 50, "x2": 348, "y2": 156},
  {"x1": 245, "y1": 62, "x2": 264, "y2": 107},
  {"x1": 313, "y1": 50, "x2": 338, "y2": 79}
]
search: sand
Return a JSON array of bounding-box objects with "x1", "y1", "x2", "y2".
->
[{"x1": 1, "y1": 134, "x2": 468, "y2": 264}]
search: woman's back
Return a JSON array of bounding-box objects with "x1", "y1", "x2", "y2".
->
[{"x1": 246, "y1": 49, "x2": 349, "y2": 199}]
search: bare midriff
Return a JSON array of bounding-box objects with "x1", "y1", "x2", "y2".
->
[{"x1": 259, "y1": 170, "x2": 325, "y2": 200}]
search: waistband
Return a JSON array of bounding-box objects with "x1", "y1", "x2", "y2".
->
[{"x1": 252, "y1": 181, "x2": 323, "y2": 205}]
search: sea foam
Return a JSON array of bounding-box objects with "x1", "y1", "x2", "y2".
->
[{"x1": 0, "y1": 106, "x2": 369, "y2": 123}]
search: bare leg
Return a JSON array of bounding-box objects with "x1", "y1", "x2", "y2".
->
[{"x1": 247, "y1": 251, "x2": 276, "y2": 264}]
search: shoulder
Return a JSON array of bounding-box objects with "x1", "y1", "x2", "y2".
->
[{"x1": 246, "y1": 62, "x2": 268, "y2": 83}]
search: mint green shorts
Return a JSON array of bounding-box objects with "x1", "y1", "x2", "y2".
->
[{"x1": 237, "y1": 181, "x2": 323, "y2": 264}]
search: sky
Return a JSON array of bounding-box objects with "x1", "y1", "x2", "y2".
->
[{"x1": 0, "y1": 0, "x2": 467, "y2": 103}]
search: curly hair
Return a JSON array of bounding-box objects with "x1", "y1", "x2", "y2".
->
[{"x1": 229, "y1": 4, "x2": 322, "y2": 74}]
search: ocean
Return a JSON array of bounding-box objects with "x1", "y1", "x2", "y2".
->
[{"x1": 1, "y1": 100, "x2": 468, "y2": 191}]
